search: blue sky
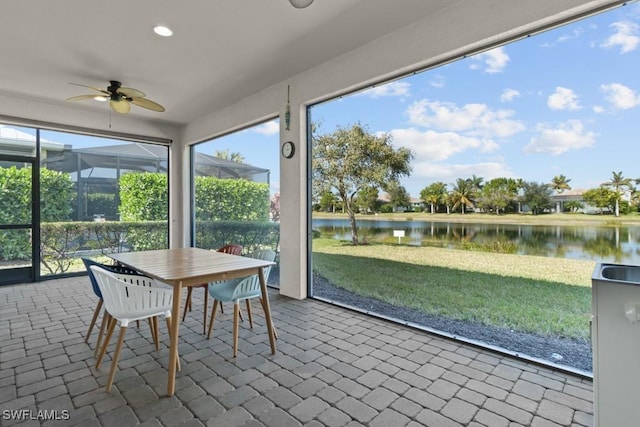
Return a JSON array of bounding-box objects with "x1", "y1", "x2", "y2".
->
[
  {"x1": 7, "y1": 4, "x2": 640, "y2": 199},
  {"x1": 310, "y1": 3, "x2": 640, "y2": 197}
]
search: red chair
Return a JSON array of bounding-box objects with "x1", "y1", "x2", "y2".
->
[{"x1": 182, "y1": 244, "x2": 243, "y2": 333}]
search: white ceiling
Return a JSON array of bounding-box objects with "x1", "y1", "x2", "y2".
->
[{"x1": 0, "y1": 0, "x2": 459, "y2": 126}]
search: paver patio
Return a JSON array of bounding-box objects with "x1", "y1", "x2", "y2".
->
[{"x1": 0, "y1": 275, "x2": 593, "y2": 426}]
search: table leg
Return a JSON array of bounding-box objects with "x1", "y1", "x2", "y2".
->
[
  {"x1": 168, "y1": 282, "x2": 182, "y2": 396},
  {"x1": 259, "y1": 268, "x2": 276, "y2": 354}
]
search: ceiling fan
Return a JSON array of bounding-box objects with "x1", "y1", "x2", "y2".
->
[{"x1": 66, "y1": 80, "x2": 165, "y2": 114}]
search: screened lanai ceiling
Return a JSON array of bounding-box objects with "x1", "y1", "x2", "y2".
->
[
  {"x1": 41, "y1": 143, "x2": 269, "y2": 181},
  {"x1": 0, "y1": 0, "x2": 625, "y2": 128}
]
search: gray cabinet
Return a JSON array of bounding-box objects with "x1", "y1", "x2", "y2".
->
[{"x1": 592, "y1": 263, "x2": 640, "y2": 427}]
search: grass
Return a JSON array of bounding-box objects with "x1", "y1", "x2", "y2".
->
[
  {"x1": 313, "y1": 211, "x2": 640, "y2": 226},
  {"x1": 312, "y1": 238, "x2": 596, "y2": 340}
]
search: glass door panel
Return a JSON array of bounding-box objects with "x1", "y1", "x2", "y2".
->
[{"x1": 0, "y1": 159, "x2": 34, "y2": 284}]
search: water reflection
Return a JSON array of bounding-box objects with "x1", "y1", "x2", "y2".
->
[{"x1": 313, "y1": 218, "x2": 640, "y2": 264}]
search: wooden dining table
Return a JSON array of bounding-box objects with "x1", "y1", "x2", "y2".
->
[{"x1": 108, "y1": 247, "x2": 277, "y2": 396}]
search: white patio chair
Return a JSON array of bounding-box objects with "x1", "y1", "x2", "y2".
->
[
  {"x1": 206, "y1": 249, "x2": 276, "y2": 357},
  {"x1": 90, "y1": 265, "x2": 175, "y2": 392},
  {"x1": 82, "y1": 258, "x2": 161, "y2": 357}
]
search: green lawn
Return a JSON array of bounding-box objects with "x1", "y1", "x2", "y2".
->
[{"x1": 312, "y1": 238, "x2": 595, "y2": 340}]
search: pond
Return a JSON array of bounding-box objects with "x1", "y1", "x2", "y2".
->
[{"x1": 312, "y1": 217, "x2": 640, "y2": 265}]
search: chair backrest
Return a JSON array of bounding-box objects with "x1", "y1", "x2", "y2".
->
[
  {"x1": 217, "y1": 244, "x2": 243, "y2": 256},
  {"x1": 82, "y1": 258, "x2": 147, "y2": 299},
  {"x1": 89, "y1": 266, "x2": 173, "y2": 325},
  {"x1": 231, "y1": 249, "x2": 276, "y2": 301}
]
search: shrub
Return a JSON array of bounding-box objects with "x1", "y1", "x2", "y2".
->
[
  {"x1": 195, "y1": 220, "x2": 279, "y2": 254},
  {"x1": 119, "y1": 172, "x2": 168, "y2": 221},
  {"x1": 195, "y1": 176, "x2": 269, "y2": 221}
]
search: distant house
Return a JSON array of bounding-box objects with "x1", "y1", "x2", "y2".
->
[{"x1": 377, "y1": 193, "x2": 425, "y2": 212}]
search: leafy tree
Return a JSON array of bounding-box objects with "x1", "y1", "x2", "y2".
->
[
  {"x1": 550, "y1": 174, "x2": 572, "y2": 213},
  {"x1": 603, "y1": 171, "x2": 632, "y2": 217},
  {"x1": 312, "y1": 123, "x2": 413, "y2": 244},
  {"x1": 564, "y1": 200, "x2": 584, "y2": 213},
  {"x1": 450, "y1": 178, "x2": 475, "y2": 214},
  {"x1": 318, "y1": 190, "x2": 338, "y2": 212},
  {"x1": 214, "y1": 149, "x2": 245, "y2": 163},
  {"x1": 477, "y1": 178, "x2": 518, "y2": 215},
  {"x1": 583, "y1": 187, "x2": 617, "y2": 214},
  {"x1": 520, "y1": 181, "x2": 552, "y2": 215},
  {"x1": 384, "y1": 180, "x2": 410, "y2": 211},
  {"x1": 420, "y1": 182, "x2": 448, "y2": 214},
  {"x1": 355, "y1": 185, "x2": 379, "y2": 214}
]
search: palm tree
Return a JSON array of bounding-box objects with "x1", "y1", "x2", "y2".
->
[
  {"x1": 451, "y1": 178, "x2": 475, "y2": 214},
  {"x1": 214, "y1": 149, "x2": 245, "y2": 163},
  {"x1": 603, "y1": 171, "x2": 632, "y2": 217},
  {"x1": 550, "y1": 175, "x2": 572, "y2": 213}
]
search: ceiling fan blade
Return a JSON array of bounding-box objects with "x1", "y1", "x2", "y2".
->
[
  {"x1": 131, "y1": 97, "x2": 165, "y2": 112},
  {"x1": 110, "y1": 99, "x2": 131, "y2": 114},
  {"x1": 117, "y1": 86, "x2": 145, "y2": 98},
  {"x1": 66, "y1": 94, "x2": 100, "y2": 102},
  {"x1": 68, "y1": 82, "x2": 110, "y2": 95}
]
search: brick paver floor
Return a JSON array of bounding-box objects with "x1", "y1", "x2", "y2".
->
[{"x1": 0, "y1": 276, "x2": 594, "y2": 426}]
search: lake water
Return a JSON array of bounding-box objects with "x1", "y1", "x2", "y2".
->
[{"x1": 312, "y1": 218, "x2": 640, "y2": 265}]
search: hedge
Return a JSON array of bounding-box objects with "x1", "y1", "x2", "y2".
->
[
  {"x1": 0, "y1": 167, "x2": 73, "y2": 261},
  {"x1": 1, "y1": 169, "x2": 277, "y2": 274}
]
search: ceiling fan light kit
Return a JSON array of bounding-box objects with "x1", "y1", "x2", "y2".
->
[
  {"x1": 289, "y1": 0, "x2": 314, "y2": 9},
  {"x1": 66, "y1": 80, "x2": 165, "y2": 114}
]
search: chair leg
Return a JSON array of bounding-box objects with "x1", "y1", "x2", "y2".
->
[
  {"x1": 150, "y1": 317, "x2": 160, "y2": 350},
  {"x1": 233, "y1": 303, "x2": 240, "y2": 358},
  {"x1": 96, "y1": 317, "x2": 117, "y2": 369},
  {"x1": 95, "y1": 311, "x2": 110, "y2": 357},
  {"x1": 182, "y1": 287, "x2": 194, "y2": 322},
  {"x1": 207, "y1": 300, "x2": 220, "y2": 339},
  {"x1": 106, "y1": 326, "x2": 127, "y2": 392},
  {"x1": 245, "y1": 299, "x2": 254, "y2": 329},
  {"x1": 85, "y1": 300, "x2": 103, "y2": 343},
  {"x1": 165, "y1": 317, "x2": 180, "y2": 372},
  {"x1": 202, "y1": 286, "x2": 208, "y2": 335}
]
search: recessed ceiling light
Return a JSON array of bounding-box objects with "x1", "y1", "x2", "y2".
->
[{"x1": 153, "y1": 25, "x2": 173, "y2": 37}]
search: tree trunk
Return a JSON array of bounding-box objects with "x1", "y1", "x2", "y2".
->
[
  {"x1": 346, "y1": 204, "x2": 359, "y2": 245},
  {"x1": 430, "y1": 203, "x2": 435, "y2": 214},
  {"x1": 615, "y1": 199, "x2": 620, "y2": 217}
]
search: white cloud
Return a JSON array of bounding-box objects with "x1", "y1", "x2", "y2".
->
[
  {"x1": 469, "y1": 47, "x2": 509, "y2": 73},
  {"x1": 389, "y1": 128, "x2": 496, "y2": 163},
  {"x1": 541, "y1": 28, "x2": 584, "y2": 48},
  {"x1": 411, "y1": 161, "x2": 515, "y2": 183},
  {"x1": 500, "y1": 89, "x2": 520, "y2": 103},
  {"x1": 524, "y1": 120, "x2": 595, "y2": 155},
  {"x1": 359, "y1": 81, "x2": 411, "y2": 98},
  {"x1": 429, "y1": 75, "x2": 445, "y2": 88},
  {"x1": 253, "y1": 120, "x2": 279, "y2": 135},
  {"x1": 601, "y1": 21, "x2": 640, "y2": 54},
  {"x1": 593, "y1": 105, "x2": 605, "y2": 114},
  {"x1": 600, "y1": 83, "x2": 640, "y2": 109},
  {"x1": 547, "y1": 87, "x2": 581, "y2": 111},
  {"x1": 407, "y1": 99, "x2": 525, "y2": 138}
]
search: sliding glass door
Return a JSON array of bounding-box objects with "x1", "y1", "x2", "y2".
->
[{"x1": 0, "y1": 157, "x2": 36, "y2": 284}]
